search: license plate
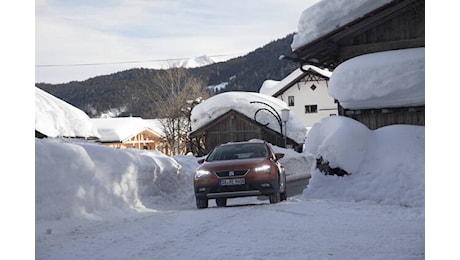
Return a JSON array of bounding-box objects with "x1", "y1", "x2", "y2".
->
[{"x1": 219, "y1": 178, "x2": 245, "y2": 186}]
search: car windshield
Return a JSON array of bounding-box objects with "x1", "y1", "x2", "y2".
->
[{"x1": 206, "y1": 143, "x2": 269, "y2": 161}]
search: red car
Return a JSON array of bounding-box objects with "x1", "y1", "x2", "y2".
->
[{"x1": 193, "y1": 140, "x2": 287, "y2": 209}]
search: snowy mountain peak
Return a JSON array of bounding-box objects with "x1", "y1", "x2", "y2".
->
[{"x1": 173, "y1": 55, "x2": 215, "y2": 68}]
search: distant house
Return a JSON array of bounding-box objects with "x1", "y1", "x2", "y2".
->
[
  {"x1": 189, "y1": 92, "x2": 307, "y2": 155},
  {"x1": 35, "y1": 87, "x2": 101, "y2": 140},
  {"x1": 288, "y1": 0, "x2": 424, "y2": 129},
  {"x1": 260, "y1": 65, "x2": 336, "y2": 128},
  {"x1": 91, "y1": 117, "x2": 170, "y2": 155}
]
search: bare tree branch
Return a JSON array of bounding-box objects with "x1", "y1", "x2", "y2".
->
[{"x1": 152, "y1": 68, "x2": 210, "y2": 155}]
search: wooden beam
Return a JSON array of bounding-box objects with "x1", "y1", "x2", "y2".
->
[{"x1": 339, "y1": 38, "x2": 425, "y2": 61}]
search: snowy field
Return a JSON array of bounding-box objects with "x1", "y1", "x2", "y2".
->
[{"x1": 35, "y1": 115, "x2": 425, "y2": 259}]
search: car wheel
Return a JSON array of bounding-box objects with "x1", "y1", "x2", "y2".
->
[
  {"x1": 196, "y1": 198, "x2": 208, "y2": 209},
  {"x1": 280, "y1": 188, "x2": 287, "y2": 201},
  {"x1": 280, "y1": 176, "x2": 287, "y2": 201},
  {"x1": 216, "y1": 198, "x2": 227, "y2": 207},
  {"x1": 269, "y1": 190, "x2": 280, "y2": 204},
  {"x1": 270, "y1": 174, "x2": 282, "y2": 204}
]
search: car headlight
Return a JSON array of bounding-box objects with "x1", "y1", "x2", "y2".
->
[
  {"x1": 195, "y1": 170, "x2": 212, "y2": 179},
  {"x1": 254, "y1": 165, "x2": 271, "y2": 174}
]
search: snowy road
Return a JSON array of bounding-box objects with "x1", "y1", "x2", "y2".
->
[{"x1": 36, "y1": 197, "x2": 424, "y2": 260}]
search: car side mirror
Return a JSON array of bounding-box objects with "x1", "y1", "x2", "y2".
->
[
  {"x1": 197, "y1": 158, "x2": 205, "y2": 164},
  {"x1": 274, "y1": 153, "x2": 284, "y2": 161}
]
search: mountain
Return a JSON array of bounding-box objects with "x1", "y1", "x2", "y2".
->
[
  {"x1": 172, "y1": 55, "x2": 215, "y2": 68},
  {"x1": 36, "y1": 33, "x2": 299, "y2": 119}
]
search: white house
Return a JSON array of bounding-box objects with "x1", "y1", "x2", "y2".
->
[{"x1": 259, "y1": 65, "x2": 337, "y2": 128}]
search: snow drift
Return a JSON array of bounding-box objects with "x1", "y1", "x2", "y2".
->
[
  {"x1": 35, "y1": 138, "x2": 196, "y2": 222},
  {"x1": 304, "y1": 116, "x2": 424, "y2": 207}
]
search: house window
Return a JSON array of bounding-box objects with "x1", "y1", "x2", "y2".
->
[
  {"x1": 310, "y1": 84, "x2": 317, "y2": 91},
  {"x1": 305, "y1": 105, "x2": 318, "y2": 113},
  {"x1": 288, "y1": 96, "x2": 295, "y2": 106}
]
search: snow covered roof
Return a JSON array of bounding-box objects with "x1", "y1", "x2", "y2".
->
[
  {"x1": 190, "y1": 92, "x2": 306, "y2": 144},
  {"x1": 260, "y1": 65, "x2": 332, "y2": 97},
  {"x1": 328, "y1": 47, "x2": 424, "y2": 109},
  {"x1": 259, "y1": 80, "x2": 280, "y2": 96},
  {"x1": 91, "y1": 117, "x2": 165, "y2": 142},
  {"x1": 35, "y1": 87, "x2": 101, "y2": 138},
  {"x1": 291, "y1": 0, "x2": 394, "y2": 51}
]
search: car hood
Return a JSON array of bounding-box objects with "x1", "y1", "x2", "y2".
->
[{"x1": 199, "y1": 158, "x2": 270, "y2": 172}]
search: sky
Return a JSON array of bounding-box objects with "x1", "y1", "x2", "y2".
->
[{"x1": 35, "y1": 0, "x2": 320, "y2": 84}]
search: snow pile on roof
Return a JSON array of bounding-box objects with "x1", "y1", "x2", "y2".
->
[
  {"x1": 259, "y1": 80, "x2": 280, "y2": 96},
  {"x1": 328, "y1": 48, "x2": 425, "y2": 109},
  {"x1": 260, "y1": 65, "x2": 332, "y2": 96},
  {"x1": 291, "y1": 0, "x2": 394, "y2": 50},
  {"x1": 144, "y1": 119, "x2": 166, "y2": 136},
  {"x1": 304, "y1": 116, "x2": 424, "y2": 207},
  {"x1": 190, "y1": 92, "x2": 307, "y2": 144},
  {"x1": 35, "y1": 87, "x2": 101, "y2": 138},
  {"x1": 91, "y1": 118, "x2": 165, "y2": 142}
]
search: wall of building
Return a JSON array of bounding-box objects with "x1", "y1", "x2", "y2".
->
[
  {"x1": 100, "y1": 130, "x2": 173, "y2": 155},
  {"x1": 277, "y1": 79, "x2": 337, "y2": 128}
]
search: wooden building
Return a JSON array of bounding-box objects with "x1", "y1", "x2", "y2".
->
[
  {"x1": 98, "y1": 128, "x2": 164, "y2": 151},
  {"x1": 289, "y1": 0, "x2": 424, "y2": 129},
  {"x1": 340, "y1": 105, "x2": 425, "y2": 130},
  {"x1": 291, "y1": 0, "x2": 424, "y2": 70},
  {"x1": 91, "y1": 117, "x2": 171, "y2": 155},
  {"x1": 189, "y1": 109, "x2": 302, "y2": 156}
]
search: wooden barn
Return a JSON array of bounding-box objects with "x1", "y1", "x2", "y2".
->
[
  {"x1": 189, "y1": 109, "x2": 302, "y2": 156},
  {"x1": 288, "y1": 0, "x2": 425, "y2": 129}
]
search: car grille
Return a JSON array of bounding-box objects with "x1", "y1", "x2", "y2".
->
[{"x1": 215, "y1": 169, "x2": 248, "y2": 177}]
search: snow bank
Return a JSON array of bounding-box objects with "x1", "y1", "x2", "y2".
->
[
  {"x1": 328, "y1": 48, "x2": 425, "y2": 109},
  {"x1": 304, "y1": 116, "x2": 424, "y2": 207},
  {"x1": 304, "y1": 116, "x2": 371, "y2": 173},
  {"x1": 190, "y1": 91, "x2": 307, "y2": 144},
  {"x1": 36, "y1": 113, "x2": 424, "y2": 226},
  {"x1": 272, "y1": 144, "x2": 313, "y2": 179},
  {"x1": 35, "y1": 137, "x2": 313, "y2": 222},
  {"x1": 35, "y1": 138, "x2": 196, "y2": 222}
]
